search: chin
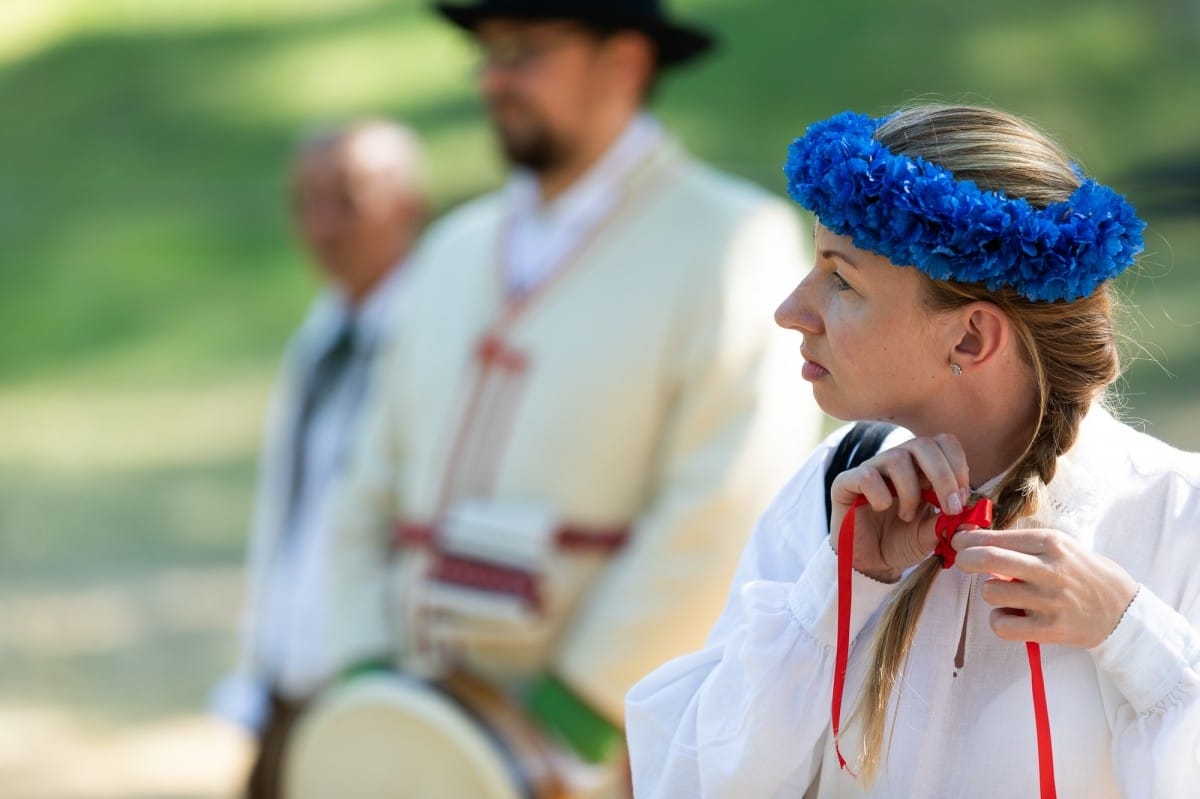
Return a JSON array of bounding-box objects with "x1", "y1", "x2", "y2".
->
[
  {"x1": 814, "y1": 391, "x2": 893, "y2": 426},
  {"x1": 808, "y1": 384, "x2": 844, "y2": 419}
]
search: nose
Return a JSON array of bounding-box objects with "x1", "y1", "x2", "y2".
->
[
  {"x1": 774, "y1": 273, "x2": 823, "y2": 335},
  {"x1": 477, "y1": 55, "x2": 517, "y2": 97},
  {"x1": 478, "y1": 61, "x2": 503, "y2": 94},
  {"x1": 298, "y1": 202, "x2": 335, "y2": 233}
]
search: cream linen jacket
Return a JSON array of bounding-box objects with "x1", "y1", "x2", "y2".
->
[{"x1": 328, "y1": 135, "x2": 821, "y2": 723}]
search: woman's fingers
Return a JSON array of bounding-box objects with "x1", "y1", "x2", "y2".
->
[
  {"x1": 979, "y1": 575, "x2": 1041, "y2": 611},
  {"x1": 827, "y1": 433, "x2": 976, "y2": 581},
  {"x1": 952, "y1": 531, "x2": 1050, "y2": 582},
  {"x1": 877, "y1": 452, "x2": 923, "y2": 521},
  {"x1": 830, "y1": 434, "x2": 974, "y2": 539},
  {"x1": 955, "y1": 527, "x2": 1140, "y2": 648},
  {"x1": 988, "y1": 607, "x2": 1039, "y2": 642},
  {"x1": 870, "y1": 435, "x2": 970, "y2": 518},
  {"x1": 830, "y1": 465, "x2": 893, "y2": 515},
  {"x1": 908, "y1": 433, "x2": 970, "y2": 514}
]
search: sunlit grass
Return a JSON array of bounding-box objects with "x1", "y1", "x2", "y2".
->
[
  {"x1": 173, "y1": 19, "x2": 476, "y2": 128},
  {"x1": 0, "y1": 1, "x2": 84, "y2": 66},
  {"x1": 0, "y1": 379, "x2": 268, "y2": 472},
  {"x1": 0, "y1": 0, "x2": 394, "y2": 61},
  {"x1": 3, "y1": 0, "x2": 1194, "y2": 393}
]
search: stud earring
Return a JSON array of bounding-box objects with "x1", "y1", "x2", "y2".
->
[{"x1": 950, "y1": 363, "x2": 964, "y2": 377}]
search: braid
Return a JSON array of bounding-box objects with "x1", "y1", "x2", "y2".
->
[
  {"x1": 852, "y1": 286, "x2": 1118, "y2": 784},
  {"x1": 846, "y1": 106, "x2": 1124, "y2": 784},
  {"x1": 987, "y1": 301, "x2": 1096, "y2": 529}
]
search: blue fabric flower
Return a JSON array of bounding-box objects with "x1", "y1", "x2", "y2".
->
[{"x1": 782, "y1": 112, "x2": 1146, "y2": 303}]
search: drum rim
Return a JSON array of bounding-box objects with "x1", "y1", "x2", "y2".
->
[{"x1": 283, "y1": 673, "x2": 526, "y2": 799}]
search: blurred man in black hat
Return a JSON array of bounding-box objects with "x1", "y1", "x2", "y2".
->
[
  {"x1": 314, "y1": 1, "x2": 821, "y2": 796},
  {"x1": 441, "y1": 0, "x2": 712, "y2": 205}
]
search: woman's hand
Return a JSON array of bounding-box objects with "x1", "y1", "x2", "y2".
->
[
  {"x1": 829, "y1": 434, "x2": 972, "y2": 583},
  {"x1": 951, "y1": 528, "x2": 1139, "y2": 649}
]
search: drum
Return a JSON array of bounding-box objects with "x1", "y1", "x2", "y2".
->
[{"x1": 283, "y1": 672, "x2": 618, "y2": 799}]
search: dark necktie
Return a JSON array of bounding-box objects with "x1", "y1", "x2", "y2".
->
[{"x1": 284, "y1": 318, "x2": 358, "y2": 535}]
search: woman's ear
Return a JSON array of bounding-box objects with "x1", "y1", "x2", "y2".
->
[{"x1": 950, "y1": 302, "x2": 1011, "y2": 368}]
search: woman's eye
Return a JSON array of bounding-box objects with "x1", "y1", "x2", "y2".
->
[{"x1": 832, "y1": 271, "x2": 852, "y2": 291}]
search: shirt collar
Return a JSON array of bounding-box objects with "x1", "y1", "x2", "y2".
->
[
  {"x1": 1031, "y1": 404, "x2": 1112, "y2": 536},
  {"x1": 313, "y1": 258, "x2": 410, "y2": 349},
  {"x1": 351, "y1": 258, "x2": 409, "y2": 343},
  {"x1": 962, "y1": 405, "x2": 1111, "y2": 534},
  {"x1": 504, "y1": 112, "x2": 665, "y2": 226}
]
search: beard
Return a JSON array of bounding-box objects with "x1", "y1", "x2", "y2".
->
[{"x1": 487, "y1": 95, "x2": 570, "y2": 172}]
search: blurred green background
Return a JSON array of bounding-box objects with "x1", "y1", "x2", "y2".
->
[{"x1": 1, "y1": 0, "x2": 1197, "y2": 795}]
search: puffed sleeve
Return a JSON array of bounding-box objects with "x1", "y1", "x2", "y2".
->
[
  {"x1": 625, "y1": 432, "x2": 902, "y2": 798},
  {"x1": 1091, "y1": 586, "x2": 1200, "y2": 798}
]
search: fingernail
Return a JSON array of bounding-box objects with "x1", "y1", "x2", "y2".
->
[{"x1": 946, "y1": 492, "x2": 964, "y2": 515}]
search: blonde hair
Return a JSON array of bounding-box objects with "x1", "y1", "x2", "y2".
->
[{"x1": 849, "y1": 105, "x2": 1123, "y2": 782}]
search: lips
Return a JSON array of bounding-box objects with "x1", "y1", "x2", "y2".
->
[
  {"x1": 800, "y1": 349, "x2": 829, "y2": 381},
  {"x1": 802, "y1": 361, "x2": 829, "y2": 381}
]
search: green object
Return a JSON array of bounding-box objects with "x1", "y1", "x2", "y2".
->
[
  {"x1": 339, "y1": 657, "x2": 392, "y2": 683},
  {"x1": 525, "y1": 674, "x2": 624, "y2": 764}
]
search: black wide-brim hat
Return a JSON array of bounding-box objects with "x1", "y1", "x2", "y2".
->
[{"x1": 433, "y1": 0, "x2": 716, "y2": 67}]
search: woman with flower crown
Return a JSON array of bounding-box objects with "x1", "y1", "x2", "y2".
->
[{"x1": 624, "y1": 104, "x2": 1200, "y2": 798}]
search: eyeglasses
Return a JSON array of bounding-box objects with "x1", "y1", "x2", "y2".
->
[{"x1": 473, "y1": 27, "x2": 596, "y2": 74}]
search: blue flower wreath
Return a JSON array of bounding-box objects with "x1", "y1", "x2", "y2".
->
[{"x1": 783, "y1": 112, "x2": 1146, "y2": 302}]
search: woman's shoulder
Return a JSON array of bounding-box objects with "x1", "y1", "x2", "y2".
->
[
  {"x1": 1079, "y1": 406, "x2": 1200, "y2": 488},
  {"x1": 1065, "y1": 407, "x2": 1200, "y2": 603}
]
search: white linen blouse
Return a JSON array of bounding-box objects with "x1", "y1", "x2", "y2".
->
[{"x1": 627, "y1": 407, "x2": 1200, "y2": 798}]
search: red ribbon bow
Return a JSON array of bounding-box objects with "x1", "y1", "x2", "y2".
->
[
  {"x1": 929, "y1": 489, "x2": 993, "y2": 568},
  {"x1": 832, "y1": 489, "x2": 1057, "y2": 798}
]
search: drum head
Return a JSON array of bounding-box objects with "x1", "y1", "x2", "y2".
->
[{"x1": 284, "y1": 674, "x2": 524, "y2": 799}]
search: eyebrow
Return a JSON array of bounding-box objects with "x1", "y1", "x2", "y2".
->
[{"x1": 820, "y1": 249, "x2": 860, "y2": 269}]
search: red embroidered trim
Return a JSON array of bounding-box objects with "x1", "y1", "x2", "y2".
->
[
  {"x1": 430, "y1": 553, "x2": 542, "y2": 611},
  {"x1": 432, "y1": 357, "x2": 497, "y2": 512},
  {"x1": 477, "y1": 334, "x2": 528, "y2": 371},
  {"x1": 391, "y1": 519, "x2": 631, "y2": 555},
  {"x1": 555, "y1": 525, "x2": 631, "y2": 553},
  {"x1": 393, "y1": 521, "x2": 436, "y2": 547}
]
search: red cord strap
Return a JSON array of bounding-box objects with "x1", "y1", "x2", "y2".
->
[{"x1": 832, "y1": 489, "x2": 1056, "y2": 797}]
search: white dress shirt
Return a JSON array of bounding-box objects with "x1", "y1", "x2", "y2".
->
[{"x1": 210, "y1": 262, "x2": 408, "y2": 730}]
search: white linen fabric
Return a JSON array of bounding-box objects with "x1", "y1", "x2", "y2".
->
[{"x1": 627, "y1": 408, "x2": 1200, "y2": 798}]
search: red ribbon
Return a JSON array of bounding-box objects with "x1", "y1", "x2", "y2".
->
[
  {"x1": 832, "y1": 489, "x2": 1056, "y2": 797},
  {"x1": 1027, "y1": 640, "x2": 1057, "y2": 798}
]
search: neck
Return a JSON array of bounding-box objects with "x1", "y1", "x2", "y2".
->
[
  {"x1": 953, "y1": 416, "x2": 1037, "y2": 492},
  {"x1": 535, "y1": 109, "x2": 638, "y2": 203},
  {"x1": 907, "y1": 374, "x2": 1041, "y2": 491},
  {"x1": 344, "y1": 282, "x2": 374, "y2": 308},
  {"x1": 340, "y1": 242, "x2": 412, "y2": 307}
]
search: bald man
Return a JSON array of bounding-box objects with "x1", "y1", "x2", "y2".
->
[{"x1": 209, "y1": 120, "x2": 429, "y2": 799}]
